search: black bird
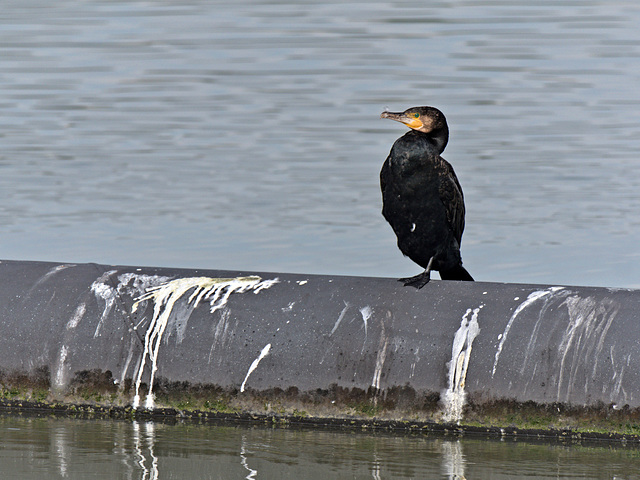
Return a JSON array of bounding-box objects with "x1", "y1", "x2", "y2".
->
[{"x1": 380, "y1": 106, "x2": 473, "y2": 288}]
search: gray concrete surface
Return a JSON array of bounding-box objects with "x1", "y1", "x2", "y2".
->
[{"x1": 0, "y1": 259, "x2": 638, "y2": 427}]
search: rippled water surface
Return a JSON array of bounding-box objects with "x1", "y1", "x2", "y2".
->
[
  {"x1": 2, "y1": 0, "x2": 640, "y2": 287},
  {"x1": 1, "y1": 415, "x2": 639, "y2": 480}
]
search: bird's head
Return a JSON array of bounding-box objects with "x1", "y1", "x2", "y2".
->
[{"x1": 380, "y1": 106, "x2": 447, "y2": 135}]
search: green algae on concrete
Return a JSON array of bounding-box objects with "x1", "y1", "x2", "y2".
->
[{"x1": 1, "y1": 369, "x2": 639, "y2": 442}]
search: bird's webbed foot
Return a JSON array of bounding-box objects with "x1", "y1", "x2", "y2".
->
[
  {"x1": 398, "y1": 257, "x2": 434, "y2": 289},
  {"x1": 398, "y1": 271, "x2": 431, "y2": 289}
]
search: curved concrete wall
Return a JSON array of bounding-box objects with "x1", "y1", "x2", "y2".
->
[{"x1": 0, "y1": 259, "x2": 638, "y2": 426}]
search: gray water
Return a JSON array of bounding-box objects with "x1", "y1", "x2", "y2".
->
[
  {"x1": 1, "y1": 0, "x2": 639, "y2": 288},
  {"x1": 1, "y1": 415, "x2": 639, "y2": 480}
]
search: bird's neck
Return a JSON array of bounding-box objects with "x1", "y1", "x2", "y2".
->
[
  {"x1": 427, "y1": 126, "x2": 449, "y2": 154},
  {"x1": 409, "y1": 126, "x2": 449, "y2": 154}
]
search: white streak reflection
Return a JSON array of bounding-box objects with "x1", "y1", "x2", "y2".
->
[
  {"x1": 441, "y1": 440, "x2": 467, "y2": 480},
  {"x1": 52, "y1": 425, "x2": 69, "y2": 478},
  {"x1": 133, "y1": 421, "x2": 159, "y2": 480},
  {"x1": 371, "y1": 450, "x2": 382, "y2": 480},
  {"x1": 240, "y1": 434, "x2": 258, "y2": 480}
]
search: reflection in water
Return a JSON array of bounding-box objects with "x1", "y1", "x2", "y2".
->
[
  {"x1": 441, "y1": 440, "x2": 466, "y2": 480},
  {"x1": 370, "y1": 445, "x2": 381, "y2": 480},
  {"x1": 3, "y1": 415, "x2": 639, "y2": 479},
  {"x1": 52, "y1": 424, "x2": 69, "y2": 478},
  {"x1": 240, "y1": 433, "x2": 258, "y2": 480},
  {"x1": 132, "y1": 421, "x2": 158, "y2": 480}
]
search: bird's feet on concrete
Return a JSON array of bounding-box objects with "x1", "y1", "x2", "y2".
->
[
  {"x1": 398, "y1": 271, "x2": 431, "y2": 289},
  {"x1": 398, "y1": 257, "x2": 433, "y2": 289}
]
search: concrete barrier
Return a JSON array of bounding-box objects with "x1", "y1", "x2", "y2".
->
[{"x1": 1, "y1": 259, "x2": 638, "y2": 437}]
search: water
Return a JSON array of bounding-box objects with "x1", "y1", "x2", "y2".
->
[
  {"x1": 1, "y1": 0, "x2": 639, "y2": 288},
  {"x1": 1, "y1": 415, "x2": 638, "y2": 480}
]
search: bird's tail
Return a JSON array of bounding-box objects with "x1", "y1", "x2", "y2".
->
[{"x1": 440, "y1": 265, "x2": 474, "y2": 281}]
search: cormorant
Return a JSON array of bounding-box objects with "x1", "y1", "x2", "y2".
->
[{"x1": 380, "y1": 106, "x2": 473, "y2": 289}]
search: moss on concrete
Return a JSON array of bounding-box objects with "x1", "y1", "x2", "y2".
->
[{"x1": 0, "y1": 368, "x2": 639, "y2": 442}]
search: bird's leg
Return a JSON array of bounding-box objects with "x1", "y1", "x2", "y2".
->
[{"x1": 398, "y1": 256, "x2": 434, "y2": 289}]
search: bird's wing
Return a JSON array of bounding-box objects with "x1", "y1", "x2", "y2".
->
[
  {"x1": 380, "y1": 156, "x2": 390, "y2": 196},
  {"x1": 438, "y1": 158, "x2": 466, "y2": 245}
]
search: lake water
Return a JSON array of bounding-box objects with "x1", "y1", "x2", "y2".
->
[
  {"x1": 1, "y1": 0, "x2": 639, "y2": 288},
  {"x1": 1, "y1": 415, "x2": 639, "y2": 480}
]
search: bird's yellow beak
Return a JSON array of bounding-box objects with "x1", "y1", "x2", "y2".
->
[{"x1": 380, "y1": 111, "x2": 424, "y2": 130}]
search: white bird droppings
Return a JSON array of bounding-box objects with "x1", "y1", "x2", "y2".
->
[
  {"x1": 66, "y1": 303, "x2": 86, "y2": 330},
  {"x1": 240, "y1": 344, "x2": 272, "y2": 393},
  {"x1": 492, "y1": 287, "x2": 565, "y2": 377},
  {"x1": 128, "y1": 275, "x2": 277, "y2": 409},
  {"x1": 441, "y1": 305, "x2": 482, "y2": 423}
]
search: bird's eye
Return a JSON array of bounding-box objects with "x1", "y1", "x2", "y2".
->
[{"x1": 413, "y1": 113, "x2": 420, "y2": 118}]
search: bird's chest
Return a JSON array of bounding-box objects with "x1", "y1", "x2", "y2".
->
[{"x1": 386, "y1": 155, "x2": 443, "y2": 200}]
